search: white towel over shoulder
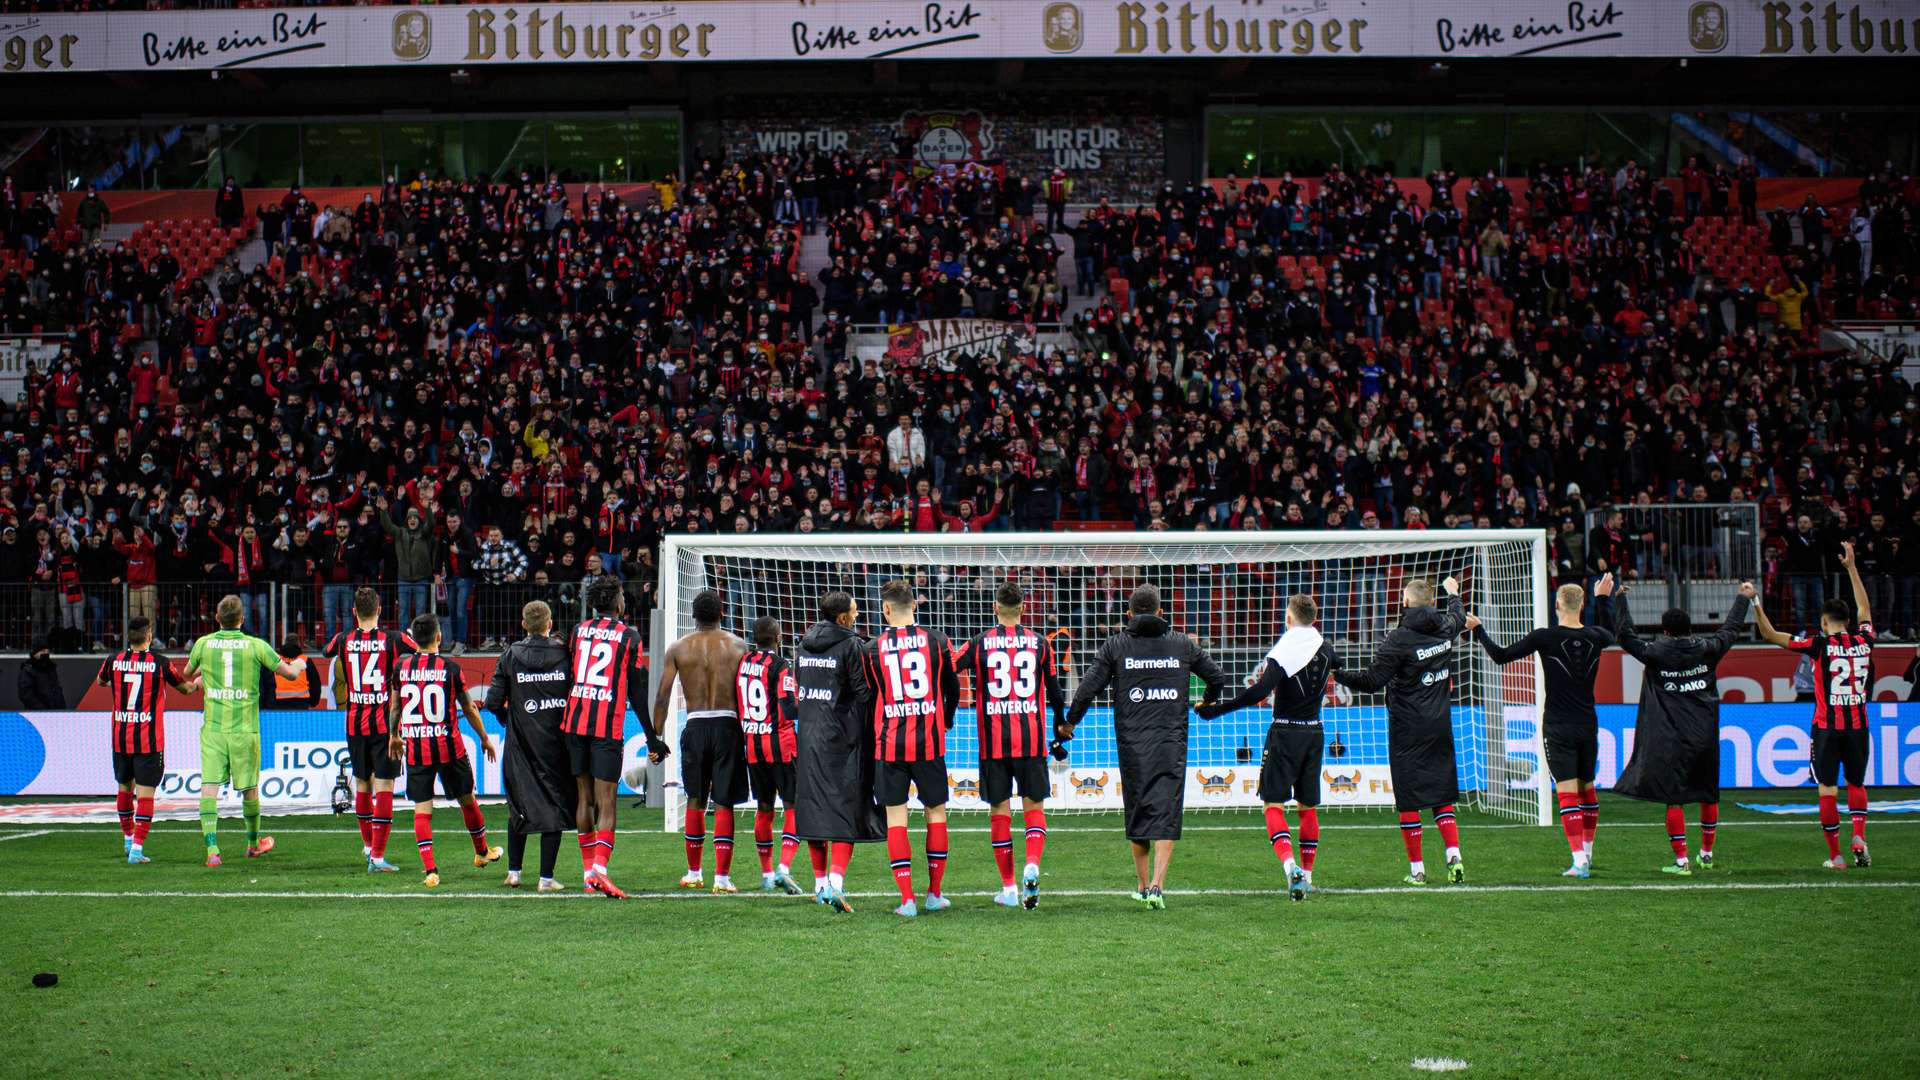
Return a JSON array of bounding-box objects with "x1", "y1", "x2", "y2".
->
[{"x1": 1264, "y1": 625, "x2": 1325, "y2": 677}]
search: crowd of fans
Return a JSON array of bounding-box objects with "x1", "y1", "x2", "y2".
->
[{"x1": 1, "y1": 147, "x2": 1917, "y2": 656}]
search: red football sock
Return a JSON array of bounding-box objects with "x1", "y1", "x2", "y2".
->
[
  {"x1": 713, "y1": 808, "x2": 735, "y2": 877},
  {"x1": 354, "y1": 789, "x2": 373, "y2": 849},
  {"x1": 780, "y1": 808, "x2": 799, "y2": 872},
  {"x1": 460, "y1": 800, "x2": 489, "y2": 855},
  {"x1": 684, "y1": 805, "x2": 705, "y2": 873},
  {"x1": 1700, "y1": 802, "x2": 1718, "y2": 855},
  {"x1": 1398, "y1": 811, "x2": 1423, "y2": 863},
  {"x1": 1557, "y1": 791, "x2": 1584, "y2": 855},
  {"x1": 116, "y1": 790, "x2": 135, "y2": 838},
  {"x1": 595, "y1": 829, "x2": 615, "y2": 873},
  {"x1": 886, "y1": 825, "x2": 916, "y2": 903},
  {"x1": 414, "y1": 809, "x2": 436, "y2": 873},
  {"x1": 828, "y1": 841, "x2": 852, "y2": 878},
  {"x1": 579, "y1": 831, "x2": 596, "y2": 875},
  {"x1": 754, "y1": 810, "x2": 776, "y2": 874},
  {"x1": 1665, "y1": 805, "x2": 1689, "y2": 860},
  {"x1": 371, "y1": 791, "x2": 394, "y2": 860},
  {"x1": 1434, "y1": 805, "x2": 1461, "y2": 852},
  {"x1": 1819, "y1": 793, "x2": 1842, "y2": 858},
  {"x1": 1264, "y1": 805, "x2": 1294, "y2": 864},
  {"x1": 1298, "y1": 808, "x2": 1319, "y2": 870},
  {"x1": 810, "y1": 840, "x2": 830, "y2": 879},
  {"x1": 926, "y1": 821, "x2": 949, "y2": 897},
  {"x1": 1023, "y1": 805, "x2": 1048, "y2": 869},
  {"x1": 1847, "y1": 785, "x2": 1868, "y2": 844},
  {"x1": 1579, "y1": 786, "x2": 1599, "y2": 848},
  {"x1": 133, "y1": 796, "x2": 154, "y2": 845},
  {"x1": 990, "y1": 813, "x2": 1016, "y2": 886}
]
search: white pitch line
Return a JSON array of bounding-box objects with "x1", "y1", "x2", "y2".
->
[
  {"x1": 0, "y1": 881, "x2": 1915, "y2": 902},
  {"x1": 0, "y1": 830, "x2": 52, "y2": 843},
  {"x1": 23, "y1": 818, "x2": 1920, "y2": 836}
]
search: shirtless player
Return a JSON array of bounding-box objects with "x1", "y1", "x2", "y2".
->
[{"x1": 652, "y1": 589, "x2": 752, "y2": 893}]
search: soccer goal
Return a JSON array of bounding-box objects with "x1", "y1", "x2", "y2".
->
[{"x1": 655, "y1": 531, "x2": 1553, "y2": 829}]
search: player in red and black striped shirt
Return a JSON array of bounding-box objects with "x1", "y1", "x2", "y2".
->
[
  {"x1": 386, "y1": 613, "x2": 498, "y2": 888},
  {"x1": 1753, "y1": 541, "x2": 1877, "y2": 868},
  {"x1": 961, "y1": 582, "x2": 1066, "y2": 910},
  {"x1": 95, "y1": 616, "x2": 197, "y2": 864},
  {"x1": 853, "y1": 579, "x2": 960, "y2": 917},
  {"x1": 561, "y1": 579, "x2": 667, "y2": 899},
  {"x1": 323, "y1": 587, "x2": 417, "y2": 871},
  {"x1": 736, "y1": 615, "x2": 804, "y2": 894}
]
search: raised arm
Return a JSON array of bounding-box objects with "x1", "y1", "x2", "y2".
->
[
  {"x1": 484, "y1": 649, "x2": 513, "y2": 720},
  {"x1": 452, "y1": 670, "x2": 496, "y2": 762},
  {"x1": 1436, "y1": 581, "x2": 1466, "y2": 639},
  {"x1": 1707, "y1": 592, "x2": 1754, "y2": 657},
  {"x1": 649, "y1": 641, "x2": 681, "y2": 738},
  {"x1": 1472, "y1": 622, "x2": 1543, "y2": 666},
  {"x1": 1196, "y1": 658, "x2": 1285, "y2": 718},
  {"x1": 1611, "y1": 588, "x2": 1651, "y2": 661},
  {"x1": 1189, "y1": 640, "x2": 1228, "y2": 705},
  {"x1": 1748, "y1": 583, "x2": 1792, "y2": 647},
  {"x1": 1334, "y1": 639, "x2": 1403, "y2": 693},
  {"x1": 936, "y1": 635, "x2": 961, "y2": 731},
  {"x1": 1063, "y1": 638, "x2": 1116, "y2": 736},
  {"x1": 1840, "y1": 541, "x2": 1870, "y2": 625},
  {"x1": 1040, "y1": 640, "x2": 1068, "y2": 734}
]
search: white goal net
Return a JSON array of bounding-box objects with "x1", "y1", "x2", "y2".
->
[{"x1": 655, "y1": 531, "x2": 1551, "y2": 828}]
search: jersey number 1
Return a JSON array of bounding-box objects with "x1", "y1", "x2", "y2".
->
[{"x1": 882, "y1": 649, "x2": 930, "y2": 701}]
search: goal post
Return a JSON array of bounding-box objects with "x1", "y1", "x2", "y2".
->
[{"x1": 656, "y1": 530, "x2": 1554, "y2": 830}]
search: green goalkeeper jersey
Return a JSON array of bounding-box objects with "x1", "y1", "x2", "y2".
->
[{"x1": 189, "y1": 629, "x2": 282, "y2": 733}]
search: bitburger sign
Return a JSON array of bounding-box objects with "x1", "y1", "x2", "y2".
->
[{"x1": 4, "y1": 0, "x2": 1919, "y2": 73}]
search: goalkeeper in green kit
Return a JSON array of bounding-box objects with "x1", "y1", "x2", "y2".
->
[{"x1": 185, "y1": 596, "x2": 305, "y2": 867}]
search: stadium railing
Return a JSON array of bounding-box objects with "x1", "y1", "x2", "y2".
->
[
  {"x1": 0, "y1": 579, "x2": 613, "y2": 656},
  {"x1": 1583, "y1": 502, "x2": 1762, "y2": 630}
]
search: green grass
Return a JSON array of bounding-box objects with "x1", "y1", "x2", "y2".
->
[{"x1": 3, "y1": 794, "x2": 1919, "y2": 1079}]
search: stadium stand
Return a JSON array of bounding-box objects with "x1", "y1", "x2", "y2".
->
[{"x1": 1, "y1": 146, "x2": 1916, "y2": 653}]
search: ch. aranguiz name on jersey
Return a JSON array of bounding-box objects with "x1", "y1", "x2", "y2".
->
[
  {"x1": 866, "y1": 625, "x2": 959, "y2": 763},
  {"x1": 394, "y1": 653, "x2": 469, "y2": 766},
  {"x1": 326, "y1": 628, "x2": 415, "y2": 736},
  {"x1": 99, "y1": 649, "x2": 183, "y2": 754},
  {"x1": 966, "y1": 625, "x2": 1062, "y2": 760},
  {"x1": 562, "y1": 617, "x2": 645, "y2": 740},
  {"x1": 736, "y1": 648, "x2": 798, "y2": 764},
  {"x1": 1788, "y1": 622, "x2": 1876, "y2": 731}
]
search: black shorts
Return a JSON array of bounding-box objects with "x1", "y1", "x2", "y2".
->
[
  {"x1": 1258, "y1": 724, "x2": 1325, "y2": 806},
  {"x1": 680, "y1": 716, "x2": 748, "y2": 807},
  {"x1": 406, "y1": 756, "x2": 475, "y2": 802},
  {"x1": 981, "y1": 756, "x2": 1050, "y2": 805},
  {"x1": 567, "y1": 733, "x2": 623, "y2": 783},
  {"x1": 747, "y1": 759, "x2": 796, "y2": 807},
  {"x1": 113, "y1": 750, "x2": 163, "y2": 787},
  {"x1": 1811, "y1": 727, "x2": 1871, "y2": 787},
  {"x1": 875, "y1": 757, "x2": 948, "y2": 808},
  {"x1": 348, "y1": 733, "x2": 402, "y2": 781},
  {"x1": 1544, "y1": 727, "x2": 1600, "y2": 786}
]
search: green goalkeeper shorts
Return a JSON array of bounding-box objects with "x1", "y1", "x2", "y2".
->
[{"x1": 200, "y1": 730, "x2": 262, "y2": 792}]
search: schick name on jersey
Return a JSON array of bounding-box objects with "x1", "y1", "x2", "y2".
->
[
  {"x1": 1123, "y1": 657, "x2": 1181, "y2": 670},
  {"x1": 345, "y1": 638, "x2": 385, "y2": 653}
]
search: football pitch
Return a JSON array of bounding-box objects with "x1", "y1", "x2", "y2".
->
[{"x1": 3, "y1": 793, "x2": 1918, "y2": 1079}]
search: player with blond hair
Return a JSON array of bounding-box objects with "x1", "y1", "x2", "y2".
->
[{"x1": 1467, "y1": 574, "x2": 1616, "y2": 876}]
